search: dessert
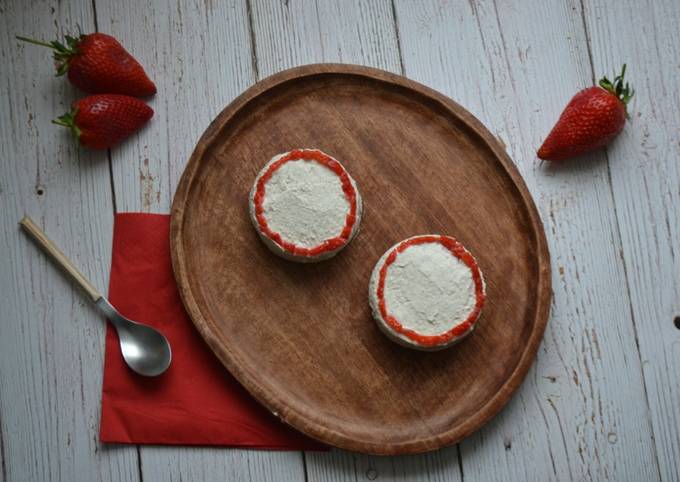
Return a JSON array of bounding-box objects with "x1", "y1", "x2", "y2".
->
[
  {"x1": 369, "y1": 235, "x2": 486, "y2": 350},
  {"x1": 249, "y1": 149, "x2": 362, "y2": 262}
]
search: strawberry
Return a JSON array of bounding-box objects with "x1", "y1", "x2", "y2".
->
[
  {"x1": 53, "y1": 94, "x2": 153, "y2": 149},
  {"x1": 537, "y1": 64, "x2": 634, "y2": 161},
  {"x1": 17, "y1": 33, "x2": 156, "y2": 97}
]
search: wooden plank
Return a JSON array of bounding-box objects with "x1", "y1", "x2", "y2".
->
[
  {"x1": 583, "y1": 0, "x2": 680, "y2": 479},
  {"x1": 393, "y1": 0, "x2": 660, "y2": 480},
  {"x1": 251, "y1": 0, "x2": 402, "y2": 77},
  {"x1": 249, "y1": 1, "x2": 465, "y2": 480},
  {"x1": 139, "y1": 450, "x2": 305, "y2": 482},
  {"x1": 101, "y1": 0, "x2": 258, "y2": 213},
  {"x1": 0, "y1": 0, "x2": 140, "y2": 481},
  {"x1": 92, "y1": 0, "x2": 306, "y2": 480},
  {"x1": 304, "y1": 448, "x2": 462, "y2": 482}
]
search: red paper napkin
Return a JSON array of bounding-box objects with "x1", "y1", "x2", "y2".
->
[{"x1": 100, "y1": 213, "x2": 325, "y2": 449}]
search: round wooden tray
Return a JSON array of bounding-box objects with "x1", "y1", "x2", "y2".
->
[{"x1": 170, "y1": 64, "x2": 551, "y2": 455}]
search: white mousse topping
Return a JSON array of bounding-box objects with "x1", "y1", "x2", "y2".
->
[
  {"x1": 262, "y1": 158, "x2": 350, "y2": 248},
  {"x1": 383, "y1": 241, "x2": 476, "y2": 336}
]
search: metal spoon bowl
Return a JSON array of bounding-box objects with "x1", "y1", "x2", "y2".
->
[
  {"x1": 96, "y1": 298, "x2": 172, "y2": 376},
  {"x1": 20, "y1": 216, "x2": 172, "y2": 377}
]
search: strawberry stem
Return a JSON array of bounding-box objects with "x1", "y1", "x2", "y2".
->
[
  {"x1": 599, "y1": 64, "x2": 634, "y2": 118},
  {"x1": 52, "y1": 109, "x2": 81, "y2": 140},
  {"x1": 599, "y1": 64, "x2": 634, "y2": 114},
  {"x1": 15, "y1": 36, "x2": 55, "y2": 48},
  {"x1": 16, "y1": 34, "x2": 83, "y2": 76}
]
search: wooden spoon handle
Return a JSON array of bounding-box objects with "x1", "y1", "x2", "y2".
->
[{"x1": 19, "y1": 216, "x2": 102, "y2": 302}]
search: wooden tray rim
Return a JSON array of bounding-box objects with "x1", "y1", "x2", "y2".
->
[{"x1": 170, "y1": 63, "x2": 552, "y2": 454}]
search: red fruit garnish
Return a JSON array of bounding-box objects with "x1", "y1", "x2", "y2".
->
[
  {"x1": 17, "y1": 33, "x2": 156, "y2": 97},
  {"x1": 537, "y1": 64, "x2": 634, "y2": 161},
  {"x1": 53, "y1": 94, "x2": 153, "y2": 149}
]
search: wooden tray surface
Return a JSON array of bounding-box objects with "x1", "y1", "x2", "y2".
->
[{"x1": 170, "y1": 64, "x2": 551, "y2": 454}]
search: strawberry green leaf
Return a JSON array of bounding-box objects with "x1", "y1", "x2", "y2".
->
[
  {"x1": 16, "y1": 34, "x2": 83, "y2": 77},
  {"x1": 52, "y1": 108, "x2": 81, "y2": 139},
  {"x1": 598, "y1": 64, "x2": 634, "y2": 117}
]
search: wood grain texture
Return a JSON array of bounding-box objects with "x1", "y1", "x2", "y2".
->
[
  {"x1": 250, "y1": 0, "x2": 402, "y2": 77},
  {"x1": 171, "y1": 64, "x2": 551, "y2": 454},
  {"x1": 2, "y1": 0, "x2": 679, "y2": 479},
  {"x1": 250, "y1": 1, "x2": 461, "y2": 476},
  {"x1": 248, "y1": 0, "x2": 455, "y2": 475},
  {"x1": 92, "y1": 0, "x2": 306, "y2": 480},
  {"x1": 138, "y1": 449, "x2": 305, "y2": 482},
  {"x1": 0, "y1": 1, "x2": 139, "y2": 481},
  {"x1": 583, "y1": 0, "x2": 680, "y2": 479},
  {"x1": 304, "y1": 448, "x2": 463, "y2": 482},
  {"x1": 99, "y1": 0, "x2": 257, "y2": 213},
  {"x1": 393, "y1": 0, "x2": 660, "y2": 479}
]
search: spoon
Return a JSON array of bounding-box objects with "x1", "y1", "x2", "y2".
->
[{"x1": 20, "y1": 216, "x2": 172, "y2": 377}]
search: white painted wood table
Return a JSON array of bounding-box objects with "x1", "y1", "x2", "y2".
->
[{"x1": 2, "y1": 0, "x2": 679, "y2": 480}]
